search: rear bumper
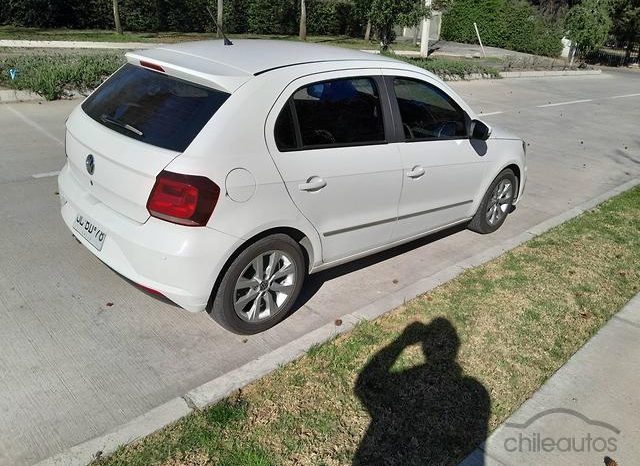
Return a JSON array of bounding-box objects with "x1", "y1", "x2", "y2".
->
[{"x1": 58, "y1": 163, "x2": 239, "y2": 312}]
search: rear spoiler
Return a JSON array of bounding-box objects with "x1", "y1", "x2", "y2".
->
[{"x1": 126, "y1": 49, "x2": 252, "y2": 94}]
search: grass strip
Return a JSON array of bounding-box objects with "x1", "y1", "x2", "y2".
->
[
  {"x1": 0, "y1": 26, "x2": 159, "y2": 43},
  {"x1": 94, "y1": 186, "x2": 640, "y2": 466},
  {"x1": 393, "y1": 55, "x2": 501, "y2": 79},
  {"x1": 0, "y1": 51, "x2": 125, "y2": 100}
]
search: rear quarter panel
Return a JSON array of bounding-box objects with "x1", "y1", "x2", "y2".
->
[{"x1": 164, "y1": 72, "x2": 324, "y2": 268}]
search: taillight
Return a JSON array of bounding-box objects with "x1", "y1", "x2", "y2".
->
[
  {"x1": 140, "y1": 60, "x2": 165, "y2": 73},
  {"x1": 147, "y1": 171, "x2": 220, "y2": 226}
]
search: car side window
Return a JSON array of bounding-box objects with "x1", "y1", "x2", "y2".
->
[
  {"x1": 274, "y1": 101, "x2": 297, "y2": 151},
  {"x1": 275, "y1": 77, "x2": 385, "y2": 151},
  {"x1": 393, "y1": 78, "x2": 468, "y2": 141}
]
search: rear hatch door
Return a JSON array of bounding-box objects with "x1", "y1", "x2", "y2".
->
[{"x1": 66, "y1": 62, "x2": 230, "y2": 223}]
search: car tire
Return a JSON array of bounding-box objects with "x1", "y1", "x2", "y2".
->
[
  {"x1": 468, "y1": 169, "x2": 517, "y2": 234},
  {"x1": 209, "y1": 234, "x2": 306, "y2": 334}
]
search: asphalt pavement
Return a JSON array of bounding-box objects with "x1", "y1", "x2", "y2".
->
[{"x1": 1, "y1": 69, "x2": 639, "y2": 465}]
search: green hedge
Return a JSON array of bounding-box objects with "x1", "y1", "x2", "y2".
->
[
  {"x1": 441, "y1": 0, "x2": 563, "y2": 57},
  {"x1": 120, "y1": 0, "x2": 212, "y2": 33},
  {"x1": 306, "y1": 0, "x2": 362, "y2": 36},
  {"x1": 246, "y1": 0, "x2": 362, "y2": 36},
  {"x1": 0, "y1": 0, "x2": 362, "y2": 36},
  {"x1": 0, "y1": 0, "x2": 214, "y2": 32},
  {"x1": 119, "y1": 0, "x2": 160, "y2": 32},
  {"x1": 222, "y1": 0, "x2": 251, "y2": 34},
  {"x1": 2, "y1": 0, "x2": 114, "y2": 29},
  {"x1": 247, "y1": 0, "x2": 297, "y2": 35},
  {"x1": 0, "y1": 0, "x2": 7, "y2": 24}
]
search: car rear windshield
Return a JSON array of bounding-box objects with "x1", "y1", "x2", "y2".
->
[{"x1": 82, "y1": 64, "x2": 230, "y2": 152}]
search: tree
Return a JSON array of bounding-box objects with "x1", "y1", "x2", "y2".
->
[
  {"x1": 299, "y1": 0, "x2": 307, "y2": 40},
  {"x1": 112, "y1": 0, "x2": 122, "y2": 34},
  {"x1": 368, "y1": 0, "x2": 430, "y2": 50},
  {"x1": 353, "y1": 0, "x2": 374, "y2": 40},
  {"x1": 217, "y1": 0, "x2": 224, "y2": 37},
  {"x1": 610, "y1": 0, "x2": 640, "y2": 63},
  {"x1": 566, "y1": 0, "x2": 612, "y2": 55},
  {"x1": 529, "y1": 0, "x2": 580, "y2": 19},
  {"x1": 364, "y1": 19, "x2": 372, "y2": 41}
]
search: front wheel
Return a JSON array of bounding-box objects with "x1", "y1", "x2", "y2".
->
[
  {"x1": 468, "y1": 169, "x2": 517, "y2": 234},
  {"x1": 209, "y1": 234, "x2": 305, "y2": 334}
]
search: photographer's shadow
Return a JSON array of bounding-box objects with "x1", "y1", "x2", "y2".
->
[{"x1": 354, "y1": 318, "x2": 490, "y2": 466}]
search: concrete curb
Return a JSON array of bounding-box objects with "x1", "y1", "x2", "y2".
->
[
  {"x1": 0, "y1": 90, "x2": 91, "y2": 105},
  {"x1": 186, "y1": 313, "x2": 361, "y2": 409},
  {"x1": 441, "y1": 69, "x2": 602, "y2": 81},
  {"x1": 33, "y1": 177, "x2": 640, "y2": 466},
  {"x1": 499, "y1": 69, "x2": 601, "y2": 78},
  {"x1": 361, "y1": 49, "x2": 602, "y2": 79},
  {"x1": 0, "y1": 89, "x2": 44, "y2": 103}
]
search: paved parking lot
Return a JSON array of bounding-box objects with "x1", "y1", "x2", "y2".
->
[{"x1": 1, "y1": 69, "x2": 639, "y2": 466}]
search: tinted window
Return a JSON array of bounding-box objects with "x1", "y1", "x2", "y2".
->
[
  {"x1": 274, "y1": 102, "x2": 297, "y2": 151},
  {"x1": 394, "y1": 78, "x2": 468, "y2": 140},
  {"x1": 291, "y1": 77, "x2": 385, "y2": 148},
  {"x1": 82, "y1": 64, "x2": 230, "y2": 152}
]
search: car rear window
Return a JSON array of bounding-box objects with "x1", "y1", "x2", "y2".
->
[{"x1": 82, "y1": 64, "x2": 230, "y2": 152}]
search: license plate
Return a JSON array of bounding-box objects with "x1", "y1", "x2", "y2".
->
[{"x1": 73, "y1": 213, "x2": 107, "y2": 251}]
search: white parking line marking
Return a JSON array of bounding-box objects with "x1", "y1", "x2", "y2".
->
[
  {"x1": 480, "y1": 111, "x2": 504, "y2": 116},
  {"x1": 32, "y1": 171, "x2": 60, "y2": 179},
  {"x1": 5, "y1": 105, "x2": 64, "y2": 146},
  {"x1": 610, "y1": 93, "x2": 640, "y2": 99},
  {"x1": 536, "y1": 99, "x2": 593, "y2": 108}
]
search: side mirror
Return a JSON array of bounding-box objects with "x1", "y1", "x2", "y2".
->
[{"x1": 471, "y1": 119, "x2": 492, "y2": 141}]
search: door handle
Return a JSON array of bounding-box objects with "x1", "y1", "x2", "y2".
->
[
  {"x1": 299, "y1": 176, "x2": 327, "y2": 192},
  {"x1": 407, "y1": 166, "x2": 425, "y2": 179}
]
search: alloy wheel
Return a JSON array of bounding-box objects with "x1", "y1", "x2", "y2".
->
[
  {"x1": 486, "y1": 179, "x2": 513, "y2": 226},
  {"x1": 233, "y1": 250, "x2": 297, "y2": 322}
]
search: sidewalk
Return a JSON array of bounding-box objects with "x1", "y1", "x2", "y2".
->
[
  {"x1": 363, "y1": 40, "x2": 543, "y2": 60},
  {"x1": 0, "y1": 39, "x2": 158, "y2": 49},
  {"x1": 430, "y1": 40, "x2": 535, "y2": 59},
  {"x1": 460, "y1": 293, "x2": 640, "y2": 465}
]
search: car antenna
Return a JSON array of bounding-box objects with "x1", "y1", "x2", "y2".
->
[{"x1": 206, "y1": 6, "x2": 233, "y2": 46}]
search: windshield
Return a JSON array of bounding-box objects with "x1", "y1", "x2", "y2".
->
[{"x1": 82, "y1": 64, "x2": 230, "y2": 152}]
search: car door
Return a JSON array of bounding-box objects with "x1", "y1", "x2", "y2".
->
[
  {"x1": 265, "y1": 71, "x2": 403, "y2": 263},
  {"x1": 384, "y1": 70, "x2": 489, "y2": 240}
]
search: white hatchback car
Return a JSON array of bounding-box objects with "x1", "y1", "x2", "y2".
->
[{"x1": 59, "y1": 40, "x2": 526, "y2": 334}]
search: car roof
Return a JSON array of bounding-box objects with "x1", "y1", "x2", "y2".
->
[
  {"x1": 126, "y1": 40, "x2": 431, "y2": 93},
  {"x1": 130, "y1": 39, "x2": 400, "y2": 75}
]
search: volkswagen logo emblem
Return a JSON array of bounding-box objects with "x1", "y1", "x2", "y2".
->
[{"x1": 85, "y1": 154, "x2": 95, "y2": 175}]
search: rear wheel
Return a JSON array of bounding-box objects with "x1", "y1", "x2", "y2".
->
[
  {"x1": 468, "y1": 169, "x2": 516, "y2": 234},
  {"x1": 209, "y1": 234, "x2": 305, "y2": 334}
]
